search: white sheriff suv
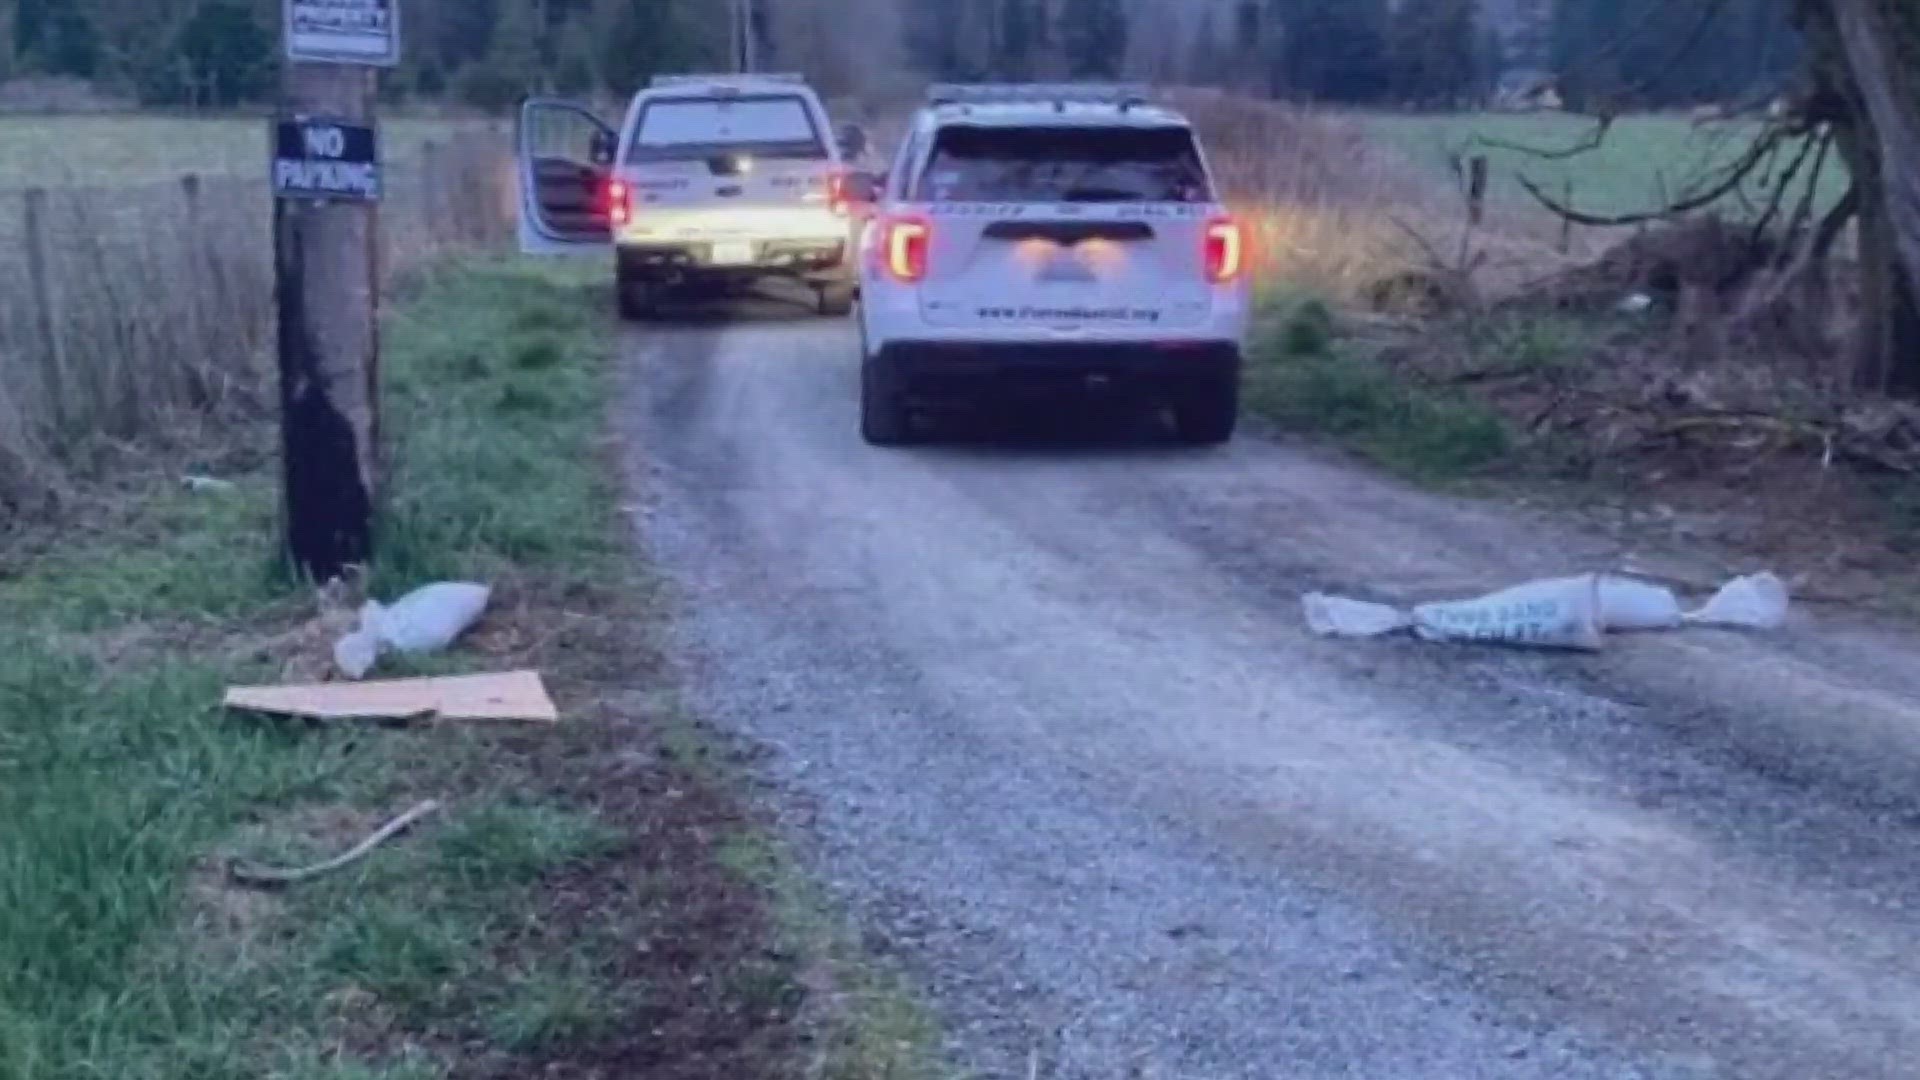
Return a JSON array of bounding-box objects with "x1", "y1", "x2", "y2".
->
[
  {"x1": 518, "y1": 73, "x2": 864, "y2": 320},
  {"x1": 845, "y1": 84, "x2": 1251, "y2": 446}
]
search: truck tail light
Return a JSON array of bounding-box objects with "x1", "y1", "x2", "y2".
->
[
  {"x1": 827, "y1": 170, "x2": 849, "y2": 217},
  {"x1": 1204, "y1": 217, "x2": 1245, "y2": 284},
  {"x1": 882, "y1": 217, "x2": 930, "y2": 283},
  {"x1": 606, "y1": 178, "x2": 632, "y2": 227}
]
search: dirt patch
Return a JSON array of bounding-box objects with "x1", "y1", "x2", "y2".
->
[{"x1": 290, "y1": 569, "x2": 820, "y2": 1080}]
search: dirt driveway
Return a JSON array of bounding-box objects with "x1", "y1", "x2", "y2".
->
[{"x1": 623, "y1": 298, "x2": 1920, "y2": 1079}]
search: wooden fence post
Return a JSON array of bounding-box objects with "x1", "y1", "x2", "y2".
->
[
  {"x1": 181, "y1": 174, "x2": 209, "y2": 367},
  {"x1": 22, "y1": 188, "x2": 68, "y2": 421},
  {"x1": 422, "y1": 138, "x2": 446, "y2": 247},
  {"x1": 1466, "y1": 155, "x2": 1489, "y2": 231},
  {"x1": 1560, "y1": 178, "x2": 1576, "y2": 256}
]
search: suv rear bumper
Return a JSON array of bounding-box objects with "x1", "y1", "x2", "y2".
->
[
  {"x1": 619, "y1": 240, "x2": 849, "y2": 284},
  {"x1": 870, "y1": 340, "x2": 1241, "y2": 403}
]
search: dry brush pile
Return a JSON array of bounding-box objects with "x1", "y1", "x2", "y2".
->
[{"x1": 0, "y1": 130, "x2": 515, "y2": 515}]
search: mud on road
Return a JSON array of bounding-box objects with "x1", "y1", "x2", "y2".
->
[{"x1": 622, "y1": 296, "x2": 1920, "y2": 1080}]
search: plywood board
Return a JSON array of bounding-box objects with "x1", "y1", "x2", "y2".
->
[{"x1": 224, "y1": 670, "x2": 558, "y2": 723}]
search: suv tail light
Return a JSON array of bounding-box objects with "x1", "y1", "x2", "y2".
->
[
  {"x1": 606, "y1": 178, "x2": 632, "y2": 228},
  {"x1": 827, "y1": 170, "x2": 849, "y2": 217},
  {"x1": 1204, "y1": 217, "x2": 1246, "y2": 284},
  {"x1": 882, "y1": 216, "x2": 930, "y2": 283}
]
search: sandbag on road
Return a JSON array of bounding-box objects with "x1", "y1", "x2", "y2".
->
[{"x1": 1304, "y1": 572, "x2": 1788, "y2": 650}]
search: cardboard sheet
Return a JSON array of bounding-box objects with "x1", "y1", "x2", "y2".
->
[{"x1": 224, "y1": 670, "x2": 558, "y2": 723}]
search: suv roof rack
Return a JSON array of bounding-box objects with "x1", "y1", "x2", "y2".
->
[
  {"x1": 651, "y1": 72, "x2": 806, "y2": 87},
  {"x1": 926, "y1": 83, "x2": 1153, "y2": 111}
]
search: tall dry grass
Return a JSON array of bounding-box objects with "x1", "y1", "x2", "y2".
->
[
  {"x1": 0, "y1": 131, "x2": 513, "y2": 513},
  {"x1": 1170, "y1": 90, "x2": 1581, "y2": 298}
]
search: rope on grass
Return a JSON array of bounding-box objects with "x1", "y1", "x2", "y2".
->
[{"x1": 228, "y1": 799, "x2": 444, "y2": 889}]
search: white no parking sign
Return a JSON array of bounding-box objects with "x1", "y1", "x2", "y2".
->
[{"x1": 286, "y1": 0, "x2": 400, "y2": 66}]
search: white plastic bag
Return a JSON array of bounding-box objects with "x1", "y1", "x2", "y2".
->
[
  {"x1": 1412, "y1": 575, "x2": 1606, "y2": 651},
  {"x1": 1303, "y1": 594, "x2": 1413, "y2": 638},
  {"x1": 333, "y1": 582, "x2": 492, "y2": 680},
  {"x1": 1684, "y1": 572, "x2": 1789, "y2": 630},
  {"x1": 1595, "y1": 576, "x2": 1684, "y2": 631}
]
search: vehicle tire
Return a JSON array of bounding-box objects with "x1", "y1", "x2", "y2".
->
[
  {"x1": 861, "y1": 356, "x2": 914, "y2": 446},
  {"x1": 1174, "y1": 378, "x2": 1239, "y2": 446},
  {"x1": 818, "y1": 283, "x2": 857, "y2": 318},
  {"x1": 616, "y1": 267, "x2": 658, "y2": 322}
]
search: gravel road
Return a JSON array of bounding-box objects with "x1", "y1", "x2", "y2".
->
[{"x1": 623, "y1": 298, "x2": 1920, "y2": 1080}]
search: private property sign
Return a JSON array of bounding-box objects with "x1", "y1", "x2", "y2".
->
[
  {"x1": 273, "y1": 118, "x2": 381, "y2": 202},
  {"x1": 286, "y1": 0, "x2": 400, "y2": 66}
]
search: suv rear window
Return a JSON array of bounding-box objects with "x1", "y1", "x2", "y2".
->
[
  {"x1": 916, "y1": 126, "x2": 1212, "y2": 203},
  {"x1": 630, "y1": 95, "x2": 825, "y2": 162}
]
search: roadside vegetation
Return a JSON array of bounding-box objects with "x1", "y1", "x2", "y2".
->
[
  {"x1": 1364, "y1": 112, "x2": 1852, "y2": 220},
  {"x1": 0, "y1": 260, "x2": 938, "y2": 1079},
  {"x1": 0, "y1": 122, "x2": 507, "y2": 515}
]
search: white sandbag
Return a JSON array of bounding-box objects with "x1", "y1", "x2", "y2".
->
[
  {"x1": 1684, "y1": 572, "x2": 1789, "y2": 630},
  {"x1": 1595, "y1": 576, "x2": 1684, "y2": 631},
  {"x1": 333, "y1": 582, "x2": 492, "y2": 680},
  {"x1": 1411, "y1": 575, "x2": 1606, "y2": 651},
  {"x1": 1303, "y1": 594, "x2": 1413, "y2": 638}
]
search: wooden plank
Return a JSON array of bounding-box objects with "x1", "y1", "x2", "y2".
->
[{"x1": 224, "y1": 671, "x2": 558, "y2": 723}]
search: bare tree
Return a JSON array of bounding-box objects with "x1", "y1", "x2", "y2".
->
[
  {"x1": 1507, "y1": 0, "x2": 1919, "y2": 393},
  {"x1": 1800, "y1": 0, "x2": 1920, "y2": 391}
]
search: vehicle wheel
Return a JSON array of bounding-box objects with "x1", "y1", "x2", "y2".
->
[
  {"x1": 1174, "y1": 378, "x2": 1239, "y2": 446},
  {"x1": 818, "y1": 283, "x2": 857, "y2": 318},
  {"x1": 616, "y1": 269, "x2": 658, "y2": 322},
  {"x1": 861, "y1": 357, "x2": 914, "y2": 446}
]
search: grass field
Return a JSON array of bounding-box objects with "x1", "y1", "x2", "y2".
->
[
  {"x1": 1364, "y1": 111, "x2": 1849, "y2": 220},
  {"x1": 0, "y1": 114, "x2": 499, "y2": 190},
  {"x1": 0, "y1": 259, "x2": 936, "y2": 1079}
]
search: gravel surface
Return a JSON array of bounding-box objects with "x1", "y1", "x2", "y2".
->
[{"x1": 622, "y1": 299, "x2": 1920, "y2": 1080}]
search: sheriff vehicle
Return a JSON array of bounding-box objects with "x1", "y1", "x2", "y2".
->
[
  {"x1": 518, "y1": 73, "x2": 863, "y2": 319},
  {"x1": 846, "y1": 83, "x2": 1251, "y2": 446}
]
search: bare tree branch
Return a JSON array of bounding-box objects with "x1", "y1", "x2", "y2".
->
[
  {"x1": 1519, "y1": 127, "x2": 1787, "y2": 227},
  {"x1": 1748, "y1": 130, "x2": 1824, "y2": 248},
  {"x1": 1472, "y1": 117, "x2": 1615, "y2": 161}
]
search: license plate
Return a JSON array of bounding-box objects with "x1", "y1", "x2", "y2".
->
[{"x1": 710, "y1": 241, "x2": 755, "y2": 266}]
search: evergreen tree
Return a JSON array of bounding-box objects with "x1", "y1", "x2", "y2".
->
[
  {"x1": 1550, "y1": 0, "x2": 1798, "y2": 109},
  {"x1": 1273, "y1": 0, "x2": 1390, "y2": 103},
  {"x1": 1388, "y1": 0, "x2": 1478, "y2": 106},
  {"x1": 1057, "y1": 0, "x2": 1128, "y2": 79},
  {"x1": 15, "y1": 0, "x2": 98, "y2": 78},
  {"x1": 999, "y1": 0, "x2": 1037, "y2": 80},
  {"x1": 175, "y1": 0, "x2": 272, "y2": 106},
  {"x1": 456, "y1": 0, "x2": 542, "y2": 112}
]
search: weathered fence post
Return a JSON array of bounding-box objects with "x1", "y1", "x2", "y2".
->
[
  {"x1": 181, "y1": 174, "x2": 209, "y2": 370},
  {"x1": 1560, "y1": 178, "x2": 1576, "y2": 256},
  {"x1": 422, "y1": 138, "x2": 446, "y2": 247},
  {"x1": 22, "y1": 188, "x2": 68, "y2": 420},
  {"x1": 1466, "y1": 155, "x2": 1489, "y2": 231}
]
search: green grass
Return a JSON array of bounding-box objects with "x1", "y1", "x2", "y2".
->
[
  {"x1": 715, "y1": 833, "x2": 947, "y2": 1080},
  {"x1": 0, "y1": 256, "x2": 949, "y2": 1080},
  {"x1": 0, "y1": 115, "x2": 492, "y2": 190},
  {"x1": 1247, "y1": 290, "x2": 1514, "y2": 481},
  {"x1": 0, "y1": 258, "x2": 633, "y2": 1079},
  {"x1": 1365, "y1": 112, "x2": 1850, "y2": 220}
]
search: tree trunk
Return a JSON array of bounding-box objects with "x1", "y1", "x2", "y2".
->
[{"x1": 1807, "y1": 0, "x2": 1920, "y2": 391}]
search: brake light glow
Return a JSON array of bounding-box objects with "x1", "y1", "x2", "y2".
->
[
  {"x1": 1204, "y1": 217, "x2": 1246, "y2": 283},
  {"x1": 607, "y1": 178, "x2": 632, "y2": 228},
  {"x1": 883, "y1": 217, "x2": 930, "y2": 283},
  {"x1": 827, "y1": 170, "x2": 849, "y2": 217}
]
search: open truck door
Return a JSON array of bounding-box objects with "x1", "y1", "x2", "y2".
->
[{"x1": 518, "y1": 98, "x2": 617, "y2": 256}]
